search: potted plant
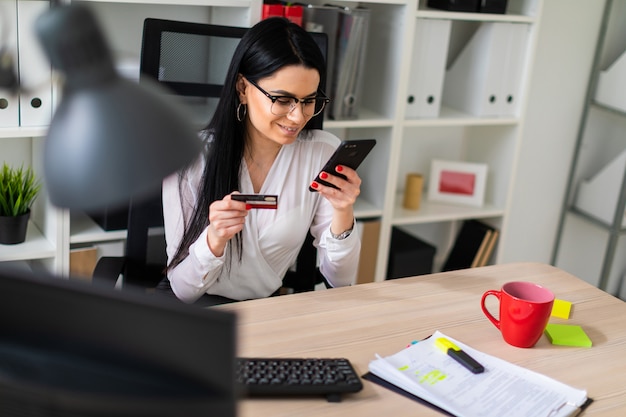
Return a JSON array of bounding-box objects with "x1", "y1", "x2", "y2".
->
[{"x1": 0, "y1": 163, "x2": 42, "y2": 245}]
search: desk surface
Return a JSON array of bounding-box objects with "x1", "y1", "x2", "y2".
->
[{"x1": 218, "y1": 263, "x2": 626, "y2": 417}]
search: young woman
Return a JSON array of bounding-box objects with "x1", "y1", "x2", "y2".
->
[{"x1": 161, "y1": 17, "x2": 362, "y2": 304}]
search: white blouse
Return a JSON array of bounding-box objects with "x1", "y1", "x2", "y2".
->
[{"x1": 162, "y1": 129, "x2": 361, "y2": 302}]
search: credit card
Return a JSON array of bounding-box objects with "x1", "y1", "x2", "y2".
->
[{"x1": 231, "y1": 194, "x2": 278, "y2": 209}]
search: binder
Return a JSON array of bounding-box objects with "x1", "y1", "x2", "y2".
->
[
  {"x1": 0, "y1": 0, "x2": 19, "y2": 128},
  {"x1": 442, "y1": 22, "x2": 510, "y2": 117},
  {"x1": 498, "y1": 23, "x2": 530, "y2": 117},
  {"x1": 17, "y1": 0, "x2": 53, "y2": 127},
  {"x1": 469, "y1": 228, "x2": 492, "y2": 268},
  {"x1": 329, "y1": 6, "x2": 370, "y2": 120},
  {"x1": 303, "y1": 5, "x2": 370, "y2": 120},
  {"x1": 303, "y1": 5, "x2": 340, "y2": 109},
  {"x1": 476, "y1": 227, "x2": 499, "y2": 267},
  {"x1": 405, "y1": 18, "x2": 451, "y2": 119},
  {"x1": 284, "y1": 5, "x2": 303, "y2": 27},
  {"x1": 442, "y1": 219, "x2": 496, "y2": 271},
  {"x1": 262, "y1": 4, "x2": 284, "y2": 20}
]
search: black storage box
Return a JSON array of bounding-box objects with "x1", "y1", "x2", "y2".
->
[
  {"x1": 427, "y1": 0, "x2": 479, "y2": 12},
  {"x1": 426, "y1": 0, "x2": 508, "y2": 14},
  {"x1": 386, "y1": 227, "x2": 436, "y2": 280},
  {"x1": 88, "y1": 206, "x2": 129, "y2": 231},
  {"x1": 478, "y1": 0, "x2": 508, "y2": 14}
]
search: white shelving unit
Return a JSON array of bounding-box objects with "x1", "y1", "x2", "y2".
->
[
  {"x1": 553, "y1": 0, "x2": 626, "y2": 295},
  {"x1": 0, "y1": 0, "x2": 544, "y2": 282}
]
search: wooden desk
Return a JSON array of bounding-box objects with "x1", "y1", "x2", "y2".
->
[{"x1": 219, "y1": 263, "x2": 626, "y2": 417}]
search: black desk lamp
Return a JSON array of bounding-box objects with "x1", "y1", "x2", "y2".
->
[{"x1": 33, "y1": 4, "x2": 201, "y2": 211}]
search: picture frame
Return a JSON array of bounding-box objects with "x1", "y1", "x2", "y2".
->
[{"x1": 428, "y1": 159, "x2": 488, "y2": 207}]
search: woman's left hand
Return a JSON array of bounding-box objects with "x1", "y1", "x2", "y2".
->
[{"x1": 310, "y1": 165, "x2": 361, "y2": 212}]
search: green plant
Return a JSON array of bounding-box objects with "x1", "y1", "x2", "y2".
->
[{"x1": 0, "y1": 163, "x2": 42, "y2": 217}]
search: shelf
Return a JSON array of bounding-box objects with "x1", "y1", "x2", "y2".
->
[
  {"x1": 324, "y1": 108, "x2": 395, "y2": 130},
  {"x1": 591, "y1": 100, "x2": 626, "y2": 117},
  {"x1": 569, "y1": 207, "x2": 626, "y2": 234},
  {"x1": 354, "y1": 198, "x2": 383, "y2": 219},
  {"x1": 416, "y1": 10, "x2": 536, "y2": 23},
  {"x1": 75, "y1": 0, "x2": 252, "y2": 6},
  {"x1": 70, "y1": 212, "x2": 128, "y2": 244},
  {"x1": 0, "y1": 127, "x2": 47, "y2": 139},
  {"x1": 0, "y1": 222, "x2": 56, "y2": 262},
  {"x1": 404, "y1": 106, "x2": 519, "y2": 127},
  {"x1": 553, "y1": 0, "x2": 625, "y2": 294},
  {"x1": 0, "y1": 0, "x2": 543, "y2": 281},
  {"x1": 391, "y1": 194, "x2": 505, "y2": 225},
  {"x1": 349, "y1": 0, "x2": 410, "y2": 4}
]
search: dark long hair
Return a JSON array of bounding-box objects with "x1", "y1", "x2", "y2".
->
[{"x1": 167, "y1": 17, "x2": 327, "y2": 272}]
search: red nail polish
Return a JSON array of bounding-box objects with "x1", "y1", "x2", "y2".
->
[
  {"x1": 336, "y1": 165, "x2": 343, "y2": 172},
  {"x1": 246, "y1": 204, "x2": 252, "y2": 210},
  {"x1": 311, "y1": 182, "x2": 319, "y2": 189},
  {"x1": 320, "y1": 172, "x2": 328, "y2": 180}
]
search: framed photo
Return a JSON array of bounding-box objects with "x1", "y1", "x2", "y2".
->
[{"x1": 428, "y1": 159, "x2": 488, "y2": 207}]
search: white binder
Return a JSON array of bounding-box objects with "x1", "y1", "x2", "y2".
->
[
  {"x1": 498, "y1": 23, "x2": 530, "y2": 117},
  {"x1": 595, "y1": 49, "x2": 626, "y2": 113},
  {"x1": 17, "y1": 0, "x2": 53, "y2": 127},
  {"x1": 405, "y1": 19, "x2": 451, "y2": 119},
  {"x1": 0, "y1": 0, "x2": 19, "y2": 128},
  {"x1": 442, "y1": 22, "x2": 510, "y2": 117}
]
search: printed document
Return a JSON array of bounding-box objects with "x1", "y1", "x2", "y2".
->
[{"x1": 369, "y1": 330, "x2": 588, "y2": 417}]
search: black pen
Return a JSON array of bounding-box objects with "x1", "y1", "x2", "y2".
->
[{"x1": 435, "y1": 337, "x2": 485, "y2": 374}]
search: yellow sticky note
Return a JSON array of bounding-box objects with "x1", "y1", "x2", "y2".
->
[
  {"x1": 544, "y1": 323, "x2": 592, "y2": 347},
  {"x1": 551, "y1": 299, "x2": 572, "y2": 319}
]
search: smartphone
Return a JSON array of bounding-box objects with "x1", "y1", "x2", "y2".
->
[
  {"x1": 231, "y1": 194, "x2": 278, "y2": 209},
  {"x1": 309, "y1": 139, "x2": 376, "y2": 192}
]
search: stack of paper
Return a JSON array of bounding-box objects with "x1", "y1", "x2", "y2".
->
[{"x1": 368, "y1": 331, "x2": 589, "y2": 417}]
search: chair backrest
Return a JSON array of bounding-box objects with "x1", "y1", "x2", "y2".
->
[
  {"x1": 138, "y1": 18, "x2": 328, "y2": 293},
  {"x1": 123, "y1": 189, "x2": 166, "y2": 287}
]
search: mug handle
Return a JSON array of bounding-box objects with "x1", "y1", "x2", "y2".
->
[{"x1": 481, "y1": 290, "x2": 501, "y2": 329}]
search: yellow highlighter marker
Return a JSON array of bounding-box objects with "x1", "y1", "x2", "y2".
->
[{"x1": 435, "y1": 337, "x2": 485, "y2": 374}]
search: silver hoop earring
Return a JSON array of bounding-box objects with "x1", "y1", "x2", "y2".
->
[{"x1": 236, "y1": 103, "x2": 247, "y2": 122}]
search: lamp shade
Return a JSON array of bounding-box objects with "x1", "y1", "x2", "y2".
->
[{"x1": 35, "y1": 5, "x2": 201, "y2": 211}]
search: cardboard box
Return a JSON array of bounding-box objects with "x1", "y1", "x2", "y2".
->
[
  {"x1": 69, "y1": 246, "x2": 98, "y2": 280},
  {"x1": 356, "y1": 219, "x2": 381, "y2": 284}
]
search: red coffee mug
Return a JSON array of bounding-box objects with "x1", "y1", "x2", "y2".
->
[{"x1": 481, "y1": 281, "x2": 554, "y2": 348}]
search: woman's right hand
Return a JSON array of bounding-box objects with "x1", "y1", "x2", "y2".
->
[{"x1": 206, "y1": 193, "x2": 249, "y2": 257}]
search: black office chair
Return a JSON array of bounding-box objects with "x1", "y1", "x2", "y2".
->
[
  {"x1": 92, "y1": 18, "x2": 329, "y2": 295},
  {"x1": 91, "y1": 197, "x2": 327, "y2": 295},
  {"x1": 92, "y1": 189, "x2": 167, "y2": 292}
]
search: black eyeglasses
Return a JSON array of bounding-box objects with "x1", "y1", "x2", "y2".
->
[{"x1": 247, "y1": 78, "x2": 330, "y2": 118}]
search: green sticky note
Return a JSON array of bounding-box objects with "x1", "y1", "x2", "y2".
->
[
  {"x1": 544, "y1": 324, "x2": 592, "y2": 347},
  {"x1": 551, "y1": 299, "x2": 572, "y2": 319}
]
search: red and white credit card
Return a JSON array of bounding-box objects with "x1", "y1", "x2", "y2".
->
[{"x1": 231, "y1": 194, "x2": 278, "y2": 209}]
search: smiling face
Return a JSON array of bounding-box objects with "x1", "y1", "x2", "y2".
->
[{"x1": 237, "y1": 65, "x2": 321, "y2": 149}]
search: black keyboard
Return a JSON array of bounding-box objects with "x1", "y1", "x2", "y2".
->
[{"x1": 235, "y1": 357, "x2": 363, "y2": 402}]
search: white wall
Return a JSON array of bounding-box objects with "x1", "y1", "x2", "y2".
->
[{"x1": 501, "y1": 0, "x2": 606, "y2": 264}]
